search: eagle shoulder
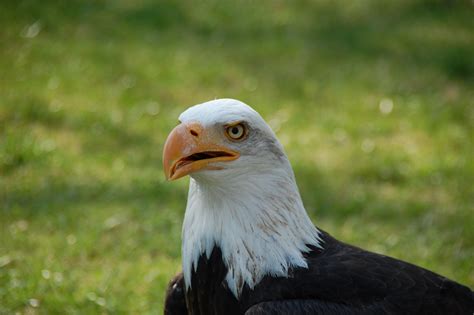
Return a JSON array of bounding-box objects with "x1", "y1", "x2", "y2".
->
[{"x1": 164, "y1": 272, "x2": 187, "y2": 315}]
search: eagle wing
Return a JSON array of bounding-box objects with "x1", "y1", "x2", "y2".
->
[
  {"x1": 164, "y1": 272, "x2": 187, "y2": 315},
  {"x1": 245, "y1": 299, "x2": 387, "y2": 315},
  {"x1": 243, "y1": 231, "x2": 474, "y2": 314}
]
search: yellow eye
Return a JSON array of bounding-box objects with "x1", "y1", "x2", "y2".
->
[{"x1": 225, "y1": 123, "x2": 246, "y2": 140}]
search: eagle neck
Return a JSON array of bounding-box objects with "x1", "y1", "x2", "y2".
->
[{"x1": 181, "y1": 166, "x2": 322, "y2": 298}]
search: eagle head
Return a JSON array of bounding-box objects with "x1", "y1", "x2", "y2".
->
[{"x1": 163, "y1": 98, "x2": 286, "y2": 183}]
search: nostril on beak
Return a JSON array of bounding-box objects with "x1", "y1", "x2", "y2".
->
[{"x1": 190, "y1": 129, "x2": 199, "y2": 137}]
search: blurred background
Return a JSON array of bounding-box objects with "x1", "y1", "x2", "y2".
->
[{"x1": 1, "y1": 0, "x2": 473, "y2": 313}]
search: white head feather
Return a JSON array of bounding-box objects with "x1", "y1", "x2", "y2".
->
[{"x1": 179, "y1": 99, "x2": 322, "y2": 297}]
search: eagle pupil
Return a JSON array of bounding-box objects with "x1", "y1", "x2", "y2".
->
[{"x1": 232, "y1": 127, "x2": 239, "y2": 134}]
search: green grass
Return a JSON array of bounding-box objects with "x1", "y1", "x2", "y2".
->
[{"x1": 1, "y1": 0, "x2": 473, "y2": 313}]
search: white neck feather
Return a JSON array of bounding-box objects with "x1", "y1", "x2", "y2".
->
[{"x1": 181, "y1": 161, "x2": 322, "y2": 297}]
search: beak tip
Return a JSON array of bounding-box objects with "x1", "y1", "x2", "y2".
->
[{"x1": 165, "y1": 170, "x2": 175, "y2": 181}]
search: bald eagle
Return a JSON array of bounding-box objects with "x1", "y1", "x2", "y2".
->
[{"x1": 162, "y1": 99, "x2": 473, "y2": 315}]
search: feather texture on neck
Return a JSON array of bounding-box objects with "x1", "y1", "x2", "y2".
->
[{"x1": 182, "y1": 161, "x2": 322, "y2": 297}]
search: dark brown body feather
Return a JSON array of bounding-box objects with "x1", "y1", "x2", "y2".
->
[{"x1": 165, "y1": 230, "x2": 474, "y2": 314}]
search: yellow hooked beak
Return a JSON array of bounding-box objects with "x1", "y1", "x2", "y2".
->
[{"x1": 163, "y1": 122, "x2": 240, "y2": 180}]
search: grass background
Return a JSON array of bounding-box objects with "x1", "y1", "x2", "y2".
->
[{"x1": 1, "y1": 0, "x2": 473, "y2": 313}]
